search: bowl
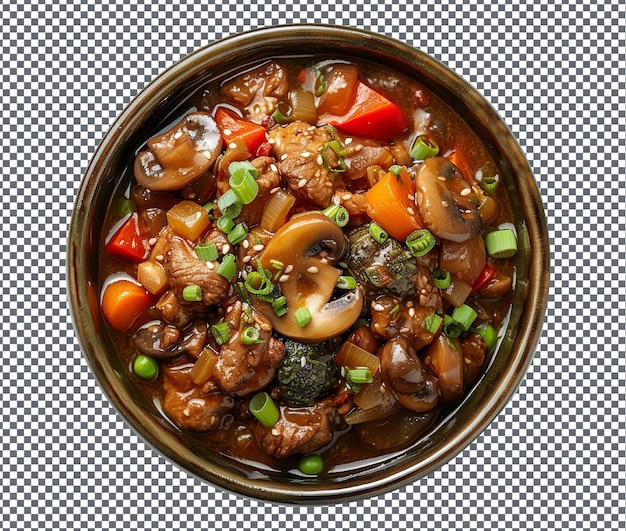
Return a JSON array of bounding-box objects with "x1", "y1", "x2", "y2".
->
[{"x1": 67, "y1": 24, "x2": 549, "y2": 504}]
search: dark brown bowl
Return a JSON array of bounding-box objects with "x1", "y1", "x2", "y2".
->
[{"x1": 68, "y1": 24, "x2": 549, "y2": 504}]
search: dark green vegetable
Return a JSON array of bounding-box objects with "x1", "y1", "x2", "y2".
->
[
  {"x1": 276, "y1": 340, "x2": 338, "y2": 406},
  {"x1": 347, "y1": 224, "x2": 418, "y2": 298}
]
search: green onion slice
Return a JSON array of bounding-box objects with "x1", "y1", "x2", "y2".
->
[
  {"x1": 182, "y1": 285, "x2": 202, "y2": 302},
  {"x1": 117, "y1": 197, "x2": 135, "y2": 217},
  {"x1": 294, "y1": 307, "x2": 312, "y2": 328},
  {"x1": 210, "y1": 322, "x2": 230, "y2": 345},
  {"x1": 423, "y1": 312, "x2": 443, "y2": 334},
  {"x1": 410, "y1": 137, "x2": 440, "y2": 160},
  {"x1": 388, "y1": 165, "x2": 403, "y2": 176},
  {"x1": 336, "y1": 275, "x2": 357, "y2": 290},
  {"x1": 485, "y1": 229, "x2": 518, "y2": 258},
  {"x1": 321, "y1": 204, "x2": 349, "y2": 227},
  {"x1": 480, "y1": 175, "x2": 500, "y2": 194},
  {"x1": 216, "y1": 189, "x2": 243, "y2": 219},
  {"x1": 272, "y1": 102, "x2": 293, "y2": 124},
  {"x1": 216, "y1": 215, "x2": 235, "y2": 234},
  {"x1": 344, "y1": 366, "x2": 373, "y2": 385},
  {"x1": 369, "y1": 222, "x2": 388, "y2": 244},
  {"x1": 451, "y1": 304, "x2": 478, "y2": 331},
  {"x1": 272, "y1": 296, "x2": 288, "y2": 317},
  {"x1": 443, "y1": 314, "x2": 463, "y2": 338},
  {"x1": 433, "y1": 269, "x2": 452, "y2": 289},
  {"x1": 202, "y1": 201, "x2": 216, "y2": 220},
  {"x1": 475, "y1": 323, "x2": 498, "y2": 351},
  {"x1": 321, "y1": 139, "x2": 347, "y2": 173},
  {"x1": 245, "y1": 270, "x2": 274, "y2": 296},
  {"x1": 216, "y1": 253, "x2": 236, "y2": 281},
  {"x1": 405, "y1": 229, "x2": 436, "y2": 257},
  {"x1": 196, "y1": 242, "x2": 219, "y2": 262},
  {"x1": 313, "y1": 68, "x2": 326, "y2": 96},
  {"x1": 242, "y1": 326, "x2": 264, "y2": 345},
  {"x1": 228, "y1": 163, "x2": 259, "y2": 204},
  {"x1": 227, "y1": 222, "x2": 249, "y2": 245},
  {"x1": 249, "y1": 392, "x2": 280, "y2": 428}
]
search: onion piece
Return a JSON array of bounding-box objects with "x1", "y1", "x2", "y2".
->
[
  {"x1": 344, "y1": 388, "x2": 398, "y2": 425},
  {"x1": 289, "y1": 89, "x2": 317, "y2": 124},
  {"x1": 353, "y1": 371, "x2": 384, "y2": 410},
  {"x1": 334, "y1": 341, "x2": 380, "y2": 374},
  {"x1": 441, "y1": 275, "x2": 473, "y2": 308},
  {"x1": 354, "y1": 407, "x2": 439, "y2": 449},
  {"x1": 260, "y1": 189, "x2": 296, "y2": 232}
]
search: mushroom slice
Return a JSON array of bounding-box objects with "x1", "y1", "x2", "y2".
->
[
  {"x1": 134, "y1": 112, "x2": 223, "y2": 191},
  {"x1": 415, "y1": 156, "x2": 481, "y2": 242},
  {"x1": 257, "y1": 212, "x2": 364, "y2": 343}
]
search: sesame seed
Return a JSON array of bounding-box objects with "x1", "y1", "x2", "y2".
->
[
  {"x1": 228, "y1": 142, "x2": 238, "y2": 149},
  {"x1": 345, "y1": 137, "x2": 353, "y2": 145},
  {"x1": 438, "y1": 176, "x2": 447, "y2": 181},
  {"x1": 155, "y1": 254, "x2": 164, "y2": 262},
  {"x1": 316, "y1": 154, "x2": 324, "y2": 165},
  {"x1": 408, "y1": 307, "x2": 416, "y2": 317},
  {"x1": 252, "y1": 244, "x2": 265, "y2": 252},
  {"x1": 278, "y1": 274, "x2": 290, "y2": 283},
  {"x1": 301, "y1": 151, "x2": 311, "y2": 158},
  {"x1": 284, "y1": 264, "x2": 294, "y2": 274},
  {"x1": 243, "y1": 255, "x2": 251, "y2": 263},
  {"x1": 269, "y1": 186, "x2": 280, "y2": 194},
  {"x1": 464, "y1": 357, "x2": 472, "y2": 365},
  {"x1": 354, "y1": 144, "x2": 363, "y2": 152},
  {"x1": 406, "y1": 300, "x2": 414, "y2": 307},
  {"x1": 203, "y1": 151, "x2": 212, "y2": 159},
  {"x1": 307, "y1": 266, "x2": 319, "y2": 274},
  {"x1": 298, "y1": 178, "x2": 307, "y2": 188},
  {"x1": 223, "y1": 128, "x2": 232, "y2": 136},
  {"x1": 271, "y1": 428, "x2": 280, "y2": 436},
  {"x1": 338, "y1": 261, "x2": 348, "y2": 269},
  {"x1": 270, "y1": 164, "x2": 278, "y2": 172},
  {"x1": 242, "y1": 239, "x2": 249, "y2": 249},
  {"x1": 332, "y1": 195, "x2": 341, "y2": 206},
  {"x1": 222, "y1": 244, "x2": 230, "y2": 254},
  {"x1": 226, "y1": 305, "x2": 233, "y2": 314},
  {"x1": 281, "y1": 153, "x2": 288, "y2": 161},
  {"x1": 373, "y1": 303, "x2": 385, "y2": 312},
  {"x1": 319, "y1": 250, "x2": 329, "y2": 258},
  {"x1": 407, "y1": 207, "x2": 415, "y2": 215},
  {"x1": 267, "y1": 137, "x2": 276, "y2": 144},
  {"x1": 206, "y1": 261, "x2": 215, "y2": 270},
  {"x1": 342, "y1": 193, "x2": 352, "y2": 201},
  {"x1": 400, "y1": 327, "x2": 410, "y2": 334},
  {"x1": 301, "y1": 356, "x2": 307, "y2": 368},
  {"x1": 148, "y1": 237, "x2": 157, "y2": 246},
  {"x1": 174, "y1": 131, "x2": 183, "y2": 139},
  {"x1": 441, "y1": 200, "x2": 449, "y2": 207},
  {"x1": 408, "y1": 194, "x2": 415, "y2": 201},
  {"x1": 460, "y1": 188, "x2": 472, "y2": 196}
]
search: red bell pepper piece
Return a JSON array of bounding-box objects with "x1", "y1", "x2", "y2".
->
[
  {"x1": 105, "y1": 212, "x2": 151, "y2": 263},
  {"x1": 214, "y1": 107, "x2": 268, "y2": 156},
  {"x1": 471, "y1": 264, "x2": 496, "y2": 293},
  {"x1": 318, "y1": 81, "x2": 408, "y2": 139}
]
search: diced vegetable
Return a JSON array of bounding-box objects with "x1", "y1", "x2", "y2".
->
[
  {"x1": 334, "y1": 341, "x2": 380, "y2": 375},
  {"x1": 136, "y1": 260, "x2": 168, "y2": 295},
  {"x1": 105, "y1": 212, "x2": 151, "y2": 263},
  {"x1": 260, "y1": 189, "x2": 296, "y2": 232},
  {"x1": 471, "y1": 264, "x2": 496, "y2": 293},
  {"x1": 215, "y1": 107, "x2": 267, "y2": 155},
  {"x1": 166, "y1": 200, "x2": 211, "y2": 240},
  {"x1": 316, "y1": 64, "x2": 360, "y2": 115},
  {"x1": 485, "y1": 229, "x2": 518, "y2": 258},
  {"x1": 249, "y1": 392, "x2": 280, "y2": 428},
  {"x1": 288, "y1": 89, "x2": 318, "y2": 124},
  {"x1": 101, "y1": 279, "x2": 152, "y2": 332},
  {"x1": 410, "y1": 136, "x2": 439, "y2": 160},
  {"x1": 365, "y1": 170, "x2": 422, "y2": 241},
  {"x1": 318, "y1": 81, "x2": 408, "y2": 139},
  {"x1": 442, "y1": 276, "x2": 473, "y2": 308},
  {"x1": 405, "y1": 229, "x2": 436, "y2": 257},
  {"x1": 446, "y1": 149, "x2": 475, "y2": 184},
  {"x1": 190, "y1": 348, "x2": 218, "y2": 385}
]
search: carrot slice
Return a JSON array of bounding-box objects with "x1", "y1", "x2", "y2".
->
[
  {"x1": 101, "y1": 279, "x2": 152, "y2": 332},
  {"x1": 365, "y1": 170, "x2": 423, "y2": 241}
]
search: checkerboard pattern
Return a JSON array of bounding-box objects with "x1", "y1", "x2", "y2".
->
[{"x1": 2, "y1": 0, "x2": 625, "y2": 528}]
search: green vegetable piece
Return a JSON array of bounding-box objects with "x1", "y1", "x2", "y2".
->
[
  {"x1": 182, "y1": 285, "x2": 202, "y2": 302},
  {"x1": 476, "y1": 322, "x2": 498, "y2": 351},
  {"x1": 410, "y1": 136, "x2": 439, "y2": 160},
  {"x1": 405, "y1": 229, "x2": 436, "y2": 257},
  {"x1": 133, "y1": 355, "x2": 159, "y2": 381},
  {"x1": 210, "y1": 322, "x2": 230, "y2": 345},
  {"x1": 485, "y1": 229, "x2": 518, "y2": 258},
  {"x1": 298, "y1": 455, "x2": 324, "y2": 475},
  {"x1": 249, "y1": 392, "x2": 280, "y2": 428},
  {"x1": 196, "y1": 242, "x2": 219, "y2": 262}
]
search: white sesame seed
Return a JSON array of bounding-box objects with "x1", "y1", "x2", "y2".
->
[
  {"x1": 284, "y1": 264, "x2": 294, "y2": 274},
  {"x1": 441, "y1": 200, "x2": 449, "y2": 208},
  {"x1": 242, "y1": 239, "x2": 249, "y2": 249},
  {"x1": 281, "y1": 153, "x2": 288, "y2": 161},
  {"x1": 345, "y1": 137, "x2": 353, "y2": 145},
  {"x1": 155, "y1": 254, "x2": 164, "y2": 262},
  {"x1": 267, "y1": 137, "x2": 276, "y2": 144},
  {"x1": 354, "y1": 144, "x2": 363, "y2": 152},
  {"x1": 316, "y1": 154, "x2": 324, "y2": 165},
  {"x1": 320, "y1": 258, "x2": 328, "y2": 264},
  {"x1": 222, "y1": 244, "x2": 231, "y2": 254},
  {"x1": 408, "y1": 307, "x2": 416, "y2": 317},
  {"x1": 338, "y1": 261, "x2": 348, "y2": 269},
  {"x1": 174, "y1": 131, "x2": 183, "y2": 139},
  {"x1": 298, "y1": 178, "x2": 307, "y2": 188},
  {"x1": 252, "y1": 244, "x2": 265, "y2": 252},
  {"x1": 301, "y1": 151, "x2": 311, "y2": 158},
  {"x1": 223, "y1": 128, "x2": 232, "y2": 136},
  {"x1": 271, "y1": 428, "x2": 280, "y2": 436},
  {"x1": 206, "y1": 261, "x2": 215, "y2": 270},
  {"x1": 301, "y1": 356, "x2": 307, "y2": 368},
  {"x1": 406, "y1": 300, "x2": 414, "y2": 308},
  {"x1": 226, "y1": 305, "x2": 233, "y2": 314},
  {"x1": 460, "y1": 188, "x2": 472, "y2": 196},
  {"x1": 342, "y1": 193, "x2": 352, "y2": 201},
  {"x1": 228, "y1": 142, "x2": 238, "y2": 149},
  {"x1": 148, "y1": 237, "x2": 157, "y2": 246},
  {"x1": 407, "y1": 207, "x2": 415, "y2": 215},
  {"x1": 373, "y1": 303, "x2": 385, "y2": 312},
  {"x1": 278, "y1": 274, "x2": 290, "y2": 283},
  {"x1": 307, "y1": 266, "x2": 319, "y2": 274},
  {"x1": 400, "y1": 327, "x2": 410, "y2": 334},
  {"x1": 408, "y1": 194, "x2": 415, "y2": 201},
  {"x1": 438, "y1": 176, "x2": 447, "y2": 181},
  {"x1": 269, "y1": 186, "x2": 280, "y2": 195},
  {"x1": 332, "y1": 195, "x2": 341, "y2": 206},
  {"x1": 243, "y1": 255, "x2": 251, "y2": 263},
  {"x1": 203, "y1": 151, "x2": 212, "y2": 159},
  {"x1": 270, "y1": 164, "x2": 278, "y2": 172}
]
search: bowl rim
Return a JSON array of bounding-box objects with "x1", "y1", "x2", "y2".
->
[{"x1": 68, "y1": 23, "x2": 550, "y2": 504}]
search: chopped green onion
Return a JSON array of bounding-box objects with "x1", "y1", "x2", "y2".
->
[
  {"x1": 216, "y1": 215, "x2": 235, "y2": 234},
  {"x1": 321, "y1": 139, "x2": 347, "y2": 173},
  {"x1": 388, "y1": 165, "x2": 403, "y2": 176},
  {"x1": 202, "y1": 201, "x2": 216, "y2": 220},
  {"x1": 369, "y1": 222, "x2": 388, "y2": 244},
  {"x1": 216, "y1": 189, "x2": 243, "y2": 219},
  {"x1": 271, "y1": 296, "x2": 287, "y2": 317},
  {"x1": 298, "y1": 455, "x2": 324, "y2": 475},
  {"x1": 336, "y1": 275, "x2": 357, "y2": 290},
  {"x1": 294, "y1": 307, "x2": 312, "y2": 328},
  {"x1": 133, "y1": 354, "x2": 159, "y2": 381},
  {"x1": 480, "y1": 175, "x2": 500, "y2": 194},
  {"x1": 196, "y1": 242, "x2": 219, "y2": 262},
  {"x1": 451, "y1": 304, "x2": 478, "y2": 331},
  {"x1": 475, "y1": 323, "x2": 498, "y2": 351},
  {"x1": 410, "y1": 137, "x2": 440, "y2": 160},
  {"x1": 235, "y1": 281, "x2": 252, "y2": 305},
  {"x1": 485, "y1": 229, "x2": 517, "y2": 258},
  {"x1": 344, "y1": 366, "x2": 373, "y2": 385},
  {"x1": 182, "y1": 285, "x2": 203, "y2": 302},
  {"x1": 228, "y1": 163, "x2": 259, "y2": 204},
  {"x1": 423, "y1": 312, "x2": 443, "y2": 334},
  {"x1": 228, "y1": 160, "x2": 258, "y2": 179},
  {"x1": 249, "y1": 392, "x2": 280, "y2": 428},
  {"x1": 270, "y1": 259, "x2": 284, "y2": 270},
  {"x1": 272, "y1": 102, "x2": 292, "y2": 124},
  {"x1": 322, "y1": 204, "x2": 349, "y2": 227},
  {"x1": 117, "y1": 197, "x2": 135, "y2": 217},
  {"x1": 242, "y1": 326, "x2": 264, "y2": 345},
  {"x1": 227, "y1": 222, "x2": 249, "y2": 245},
  {"x1": 245, "y1": 270, "x2": 274, "y2": 296},
  {"x1": 443, "y1": 314, "x2": 463, "y2": 338},
  {"x1": 405, "y1": 229, "x2": 436, "y2": 257},
  {"x1": 217, "y1": 253, "x2": 236, "y2": 281},
  {"x1": 390, "y1": 303, "x2": 401, "y2": 314},
  {"x1": 210, "y1": 322, "x2": 230, "y2": 345},
  {"x1": 313, "y1": 68, "x2": 326, "y2": 96},
  {"x1": 433, "y1": 269, "x2": 451, "y2": 289}
]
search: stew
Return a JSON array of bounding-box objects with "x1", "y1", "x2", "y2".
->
[{"x1": 99, "y1": 57, "x2": 517, "y2": 476}]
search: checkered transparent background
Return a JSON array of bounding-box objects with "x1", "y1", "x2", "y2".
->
[{"x1": 2, "y1": 0, "x2": 625, "y2": 528}]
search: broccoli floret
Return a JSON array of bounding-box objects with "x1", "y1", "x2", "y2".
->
[{"x1": 277, "y1": 340, "x2": 338, "y2": 406}]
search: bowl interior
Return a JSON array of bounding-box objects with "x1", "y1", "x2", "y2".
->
[{"x1": 68, "y1": 24, "x2": 549, "y2": 504}]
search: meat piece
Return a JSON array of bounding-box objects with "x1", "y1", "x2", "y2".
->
[
  {"x1": 236, "y1": 156, "x2": 282, "y2": 227},
  {"x1": 162, "y1": 232, "x2": 231, "y2": 307},
  {"x1": 222, "y1": 61, "x2": 289, "y2": 123},
  {"x1": 237, "y1": 226, "x2": 273, "y2": 274},
  {"x1": 162, "y1": 363, "x2": 235, "y2": 432},
  {"x1": 370, "y1": 295, "x2": 439, "y2": 352},
  {"x1": 255, "y1": 399, "x2": 337, "y2": 459},
  {"x1": 213, "y1": 300, "x2": 286, "y2": 396},
  {"x1": 156, "y1": 290, "x2": 196, "y2": 328},
  {"x1": 461, "y1": 332, "x2": 487, "y2": 385},
  {"x1": 269, "y1": 121, "x2": 339, "y2": 207},
  {"x1": 410, "y1": 265, "x2": 442, "y2": 309}
]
